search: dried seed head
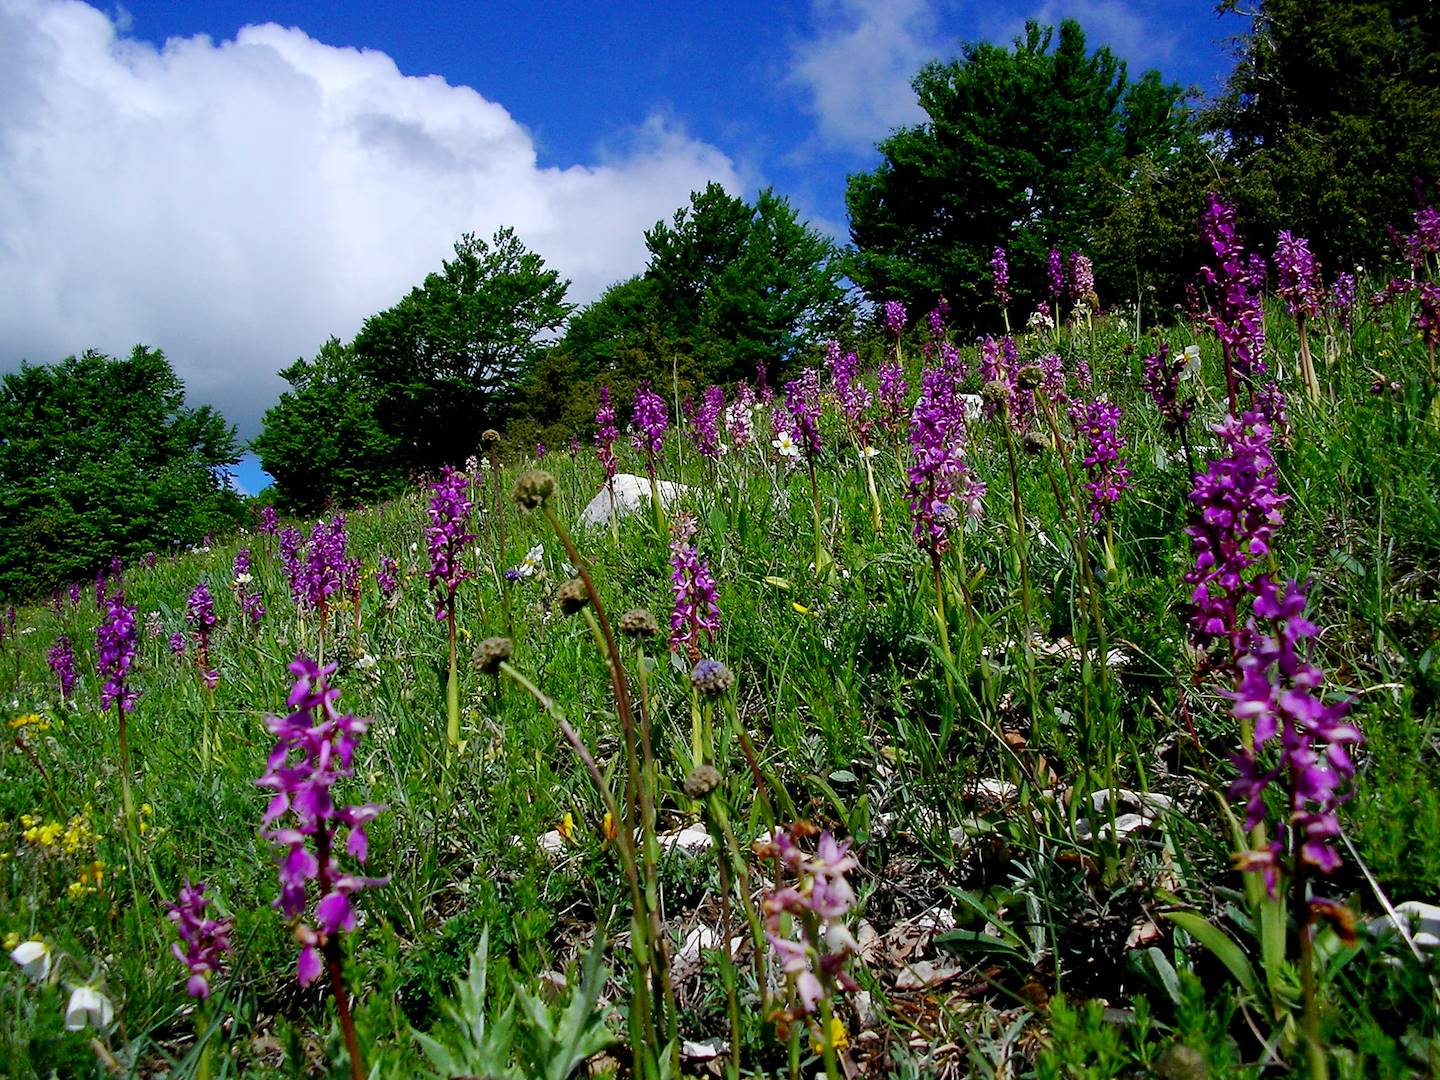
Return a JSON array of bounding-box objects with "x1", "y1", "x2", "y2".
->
[
  {"x1": 555, "y1": 578, "x2": 590, "y2": 616},
  {"x1": 511, "y1": 470, "x2": 555, "y2": 510},
  {"x1": 689, "y1": 658, "x2": 734, "y2": 696},
  {"x1": 617, "y1": 608, "x2": 659, "y2": 638},
  {"x1": 1016, "y1": 365, "x2": 1045, "y2": 390},
  {"x1": 1022, "y1": 431, "x2": 1052, "y2": 455},
  {"x1": 481, "y1": 429, "x2": 501, "y2": 447},
  {"x1": 683, "y1": 764, "x2": 723, "y2": 799},
  {"x1": 471, "y1": 636, "x2": 513, "y2": 674},
  {"x1": 981, "y1": 379, "x2": 1011, "y2": 407}
]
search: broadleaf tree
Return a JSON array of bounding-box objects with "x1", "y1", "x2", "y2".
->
[
  {"x1": 845, "y1": 19, "x2": 1187, "y2": 325},
  {"x1": 0, "y1": 346, "x2": 242, "y2": 599},
  {"x1": 351, "y1": 227, "x2": 574, "y2": 473}
]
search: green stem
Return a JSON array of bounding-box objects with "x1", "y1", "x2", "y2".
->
[{"x1": 445, "y1": 595, "x2": 460, "y2": 755}]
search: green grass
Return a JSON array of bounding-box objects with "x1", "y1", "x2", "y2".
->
[{"x1": 3, "y1": 290, "x2": 1440, "y2": 1078}]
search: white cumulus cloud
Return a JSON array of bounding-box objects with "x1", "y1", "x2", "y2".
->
[
  {"x1": 0, "y1": 0, "x2": 742, "y2": 435},
  {"x1": 788, "y1": 0, "x2": 938, "y2": 154}
]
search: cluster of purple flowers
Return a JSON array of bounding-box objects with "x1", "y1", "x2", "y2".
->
[
  {"x1": 1141, "y1": 343, "x2": 1195, "y2": 438},
  {"x1": 761, "y1": 826, "x2": 860, "y2": 1019},
  {"x1": 234, "y1": 550, "x2": 265, "y2": 628},
  {"x1": 375, "y1": 556, "x2": 399, "y2": 599},
  {"x1": 258, "y1": 655, "x2": 385, "y2": 985},
  {"x1": 167, "y1": 881, "x2": 233, "y2": 999},
  {"x1": 876, "y1": 361, "x2": 908, "y2": 441},
  {"x1": 1330, "y1": 271, "x2": 1357, "y2": 331},
  {"x1": 1229, "y1": 579, "x2": 1364, "y2": 893},
  {"x1": 1274, "y1": 231, "x2": 1323, "y2": 319},
  {"x1": 1070, "y1": 399, "x2": 1131, "y2": 523},
  {"x1": 259, "y1": 505, "x2": 279, "y2": 536},
  {"x1": 883, "y1": 299, "x2": 907, "y2": 337},
  {"x1": 782, "y1": 368, "x2": 824, "y2": 461},
  {"x1": 1047, "y1": 249, "x2": 1065, "y2": 300},
  {"x1": 688, "y1": 384, "x2": 726, "y2": 459},
  {"x1": 1183, "y1": 411, "x2": 1289, "y2": 659},
  {"x1": 1068, "y1": 253, "x2": 1095, "y2": 304},
  {"x1": 927, "y1": 296, "x2": 950, "y2": 339},
  {"x1": 96, "y1": 591, "x2": 139, "y2": 715},
  {"x1": 48, "y1": 634, "x2": 75, "y2": 700},
  {"x1": 1199, "y1": 194, "x2": 1268, "y2": 380},
  {"x1": 631, "y1": 381, "x2": 669, "y2": 475},
  {"x1": 170, "y1": 632, "x2": 186, "y2": 656},
  {"x1": 989, "y1": 248, "x2": 1010, "y2": 306},
  {"x1": 186, "y1": 582, "x2": 219, "y2": 687},
  {"x1": 595, "y1": 386, "x2": 619, "y2": 480},
  {"x1": 1399, "y1": 200, "x2": 1440, "y2": 269},
  {"x1": 724, "y1": 384, "x2": 757, "y2": 450},
  {"x1": 425, "y1": 467, "x2": 474, "y2": 621},
  {"x1": 827, "y1": 342, "x2": 874, "y2": 443},
  {"x1": 907, "y1": 365, "x2": 984, "y2": 554},
  {"x1": 667, "y1": 515, "x2": 721, "y2": 663}
]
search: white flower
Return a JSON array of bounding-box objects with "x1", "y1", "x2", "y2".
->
[
  {"x1": 233, "y1": 572, "x2": 252, "y2": 586},
  {"x1": 64, "y1": 986, "x2": 114, "y2": 1031},
  {"x1": 355, "y1": 654, "x2": 378, "y2": 672},
  {"x1": 772, "y1": 431, "x2": 800, "y2": 458},
  {"x1": 409, "y1": 542, "x2": 419, "y2": 554},
  {"x1": 1179, "y1": 344, "x2": 1202, "y2": 380},
  {"x1": 516, "y1": 544, "x2": 544, "y2": 579},
  {"x1": 859, "y1": 445, "x2": 880, "y2": 460},
  {"x1": 9, "y1": 939, "x2": 51, "y2": 981}
]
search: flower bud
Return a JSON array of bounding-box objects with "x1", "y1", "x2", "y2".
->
[
  {"x1": 618, "y1": 608, "x2": 660, "y2": 638},
  {"x1": 1016, "y1": 365, "x2": 1044, "y2": 390},
  {"x1": 555, "y1": 578, "x2": 590, "y2": 616},
  {"x1": 689, "y1": 658, "x2": 734, "y2": 696},
  {"x1": 1022, "y1": 432, "x2": 1051, "y2": 455},
  {"x1": 481, "y1": 429, "x2": 500, "y2": 447},
  {"x1": 471, "y1": 636, "x2": 514, "y2": 674},
  {"x1": 683, "y1": 764, "x2": 723, "y2": 799},
  {"x1": 511, "y1": 470, "x2": 555, "y2": 510},
  {"x1": 981, "y1": 379, "x2": 1011, "y2": 408}
]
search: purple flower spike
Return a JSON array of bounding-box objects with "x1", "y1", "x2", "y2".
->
[
  {"x1": 426, "y1": 467, "x2": 474, "y2": 621},
  {"x1": 48, "y1": 635, "x2": 76, "y2": 700},
  {"x1": 1199, "y1": 194, "x2": 1267, "y2": 383},
  {"x1": 1142, "y1": 343, "x2": 1195, "y2": 438},
  {"x1": 257, "y1": 655, "x2": 386, "y2": 985},
  {"x1": 1228, "y1": 579, "x2": 1364, "y2": 893},
  {"x1": 1274, "y1": 231, "x2": 1323, "y2": 319},
  {"x1": 883, "y1": 299, "x2": 907, "y2": 336},
  {"x1": 96, "y1": 591, "x2": 139, "y2": 715},
  {"x1": 1183, "y1": 411, "x2": 1289, "y2": 662},
  {"x1": 595, "y1": 385, "x2": 619, "y2": 480},
  {"x1": 167, "y1": 881, "x2": 233, "y2": 999},
  {"x1": 259, "y1": 505, "x2": 279, "y2": 536},
  {"x1": 782, "y1": 368, "x2": 823, "y2": 460},
  {"x1": 1070, "y1": 399, "x2": 1131, "y2": 523},
  {"x1": 1067, "y1": 253, "x2": 1095, "y2": 303},
  {"x1": 631, "y1": 381, "x2": 669, "y2": 476},
  {"x1": 690, "y1": 385, "x2": 726, "y2": 459},
  {"x1": 668, "y1": 516, "x2": 721, "y2": 663},
  {"x1": 907, "y1": 363, "x2": 984, "y2": 554},
  {"x1": 989, "y1": 248, "x2": 1010, "y2": 306},
  {"x1": 1047, "y1": 249, "x2": 1065, "y2": 300}
]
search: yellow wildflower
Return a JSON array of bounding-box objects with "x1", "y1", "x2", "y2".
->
[
  {"x1": 810, "y1": 1016, "x2": 849, "y2": 1054},
  {"x1": 8, "y1": 713, "x2": 49, "y2": 731},
  {"x1": 601, "y1": 811, "x2": 619, "y2": 843},
  {"x1": 3, "y1": 932, "x2": 19, "y2": 951},
  {"x1": 556, "y1": 812, "x2": 575, "y2": 843}
]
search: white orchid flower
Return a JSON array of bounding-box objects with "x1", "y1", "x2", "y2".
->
[
  {"x1": 64, "y1": 985, "x2": 114, "y2": 1031},
  {"x1": 9, "y1": 939, "x2": 51, "y2": 981}
]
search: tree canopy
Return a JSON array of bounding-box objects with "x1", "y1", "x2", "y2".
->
[
  {"x1": 845, "y1": 19, "x2": 1187, "y2": 324},
  {"x1": 642, "y1": 183, "x2": 851, "y2": 386},
  {"x1": 350, "y1": 227, "x2": 573, "y2": 473},
  {"x1": 251, "y1": 338, "x2": 402, "y2": 514},
  {"x1": 0, "y1": 346, "x2": 242, "y2": 599},
  {"x1": 1205, "y1": 0, "x2": 1440, "y2": 268}
]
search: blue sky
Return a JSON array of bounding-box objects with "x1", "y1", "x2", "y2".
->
[{"x1": 1, "y1": 1, "x2": 1242, "y2": 494}]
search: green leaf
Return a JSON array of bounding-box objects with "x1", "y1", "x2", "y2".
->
[{"x1": 1160, "y1": 910, "x2": 1257, "y2": 998}]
